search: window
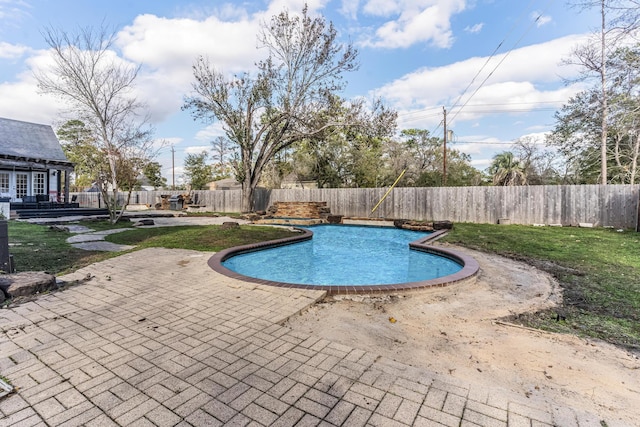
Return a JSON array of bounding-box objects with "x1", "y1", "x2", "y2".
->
[
  {"x1": 33, "y1": 172, "x2": 46, "y2": 195},
  {"x1": 0, "y1": 173, "x2": 8, "y2": 194},
  {"x1": 16, "y1": 173, "x2": 28, "y2": 199}
]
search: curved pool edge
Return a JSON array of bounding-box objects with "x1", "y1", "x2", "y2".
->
[{"x1": 208, "y1": 227, "x2": 480, "y2": 295}]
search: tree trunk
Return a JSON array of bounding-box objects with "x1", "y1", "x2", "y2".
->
[
  {"x1": 241, "y1": 183, "x2": 254, "y2": 213},
  {"x1": 632, "y1": 132, "x2": 639, "y2": 183}
]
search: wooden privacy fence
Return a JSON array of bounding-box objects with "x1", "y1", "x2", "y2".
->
[{"x1": 72, "y1": 184, "x2": 640, "y2": 229}]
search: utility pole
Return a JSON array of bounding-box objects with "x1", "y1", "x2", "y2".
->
[
  {"x1": 443, "y1": 107, "x2": 447, "y2": 186},
  {"x1": 171, "y1": 146, "x2": 175, "y2": 190}
]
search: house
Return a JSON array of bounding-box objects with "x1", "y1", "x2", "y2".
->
[
  {"x1": 209, "y1": 177, "x2": 242, "y2": 191},
  {"x1": 0, "y1": 117, "x2": 73, "y2": 204},
  {"x1": 280, "y1": 173, "x2": 318, "y2": 189}
]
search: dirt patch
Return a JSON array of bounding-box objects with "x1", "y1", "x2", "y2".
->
[{"x1": 284, "y1": 246, "x2": 640, "y2": 425}]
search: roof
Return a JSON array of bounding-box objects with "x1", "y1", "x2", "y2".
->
[{"x1": 0, "y1": 117, "x2": 72, "y2": 166}]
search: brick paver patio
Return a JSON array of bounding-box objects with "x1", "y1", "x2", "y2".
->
[{"x1": 0, "y1": 248, "x2": 621, "y2": 426}]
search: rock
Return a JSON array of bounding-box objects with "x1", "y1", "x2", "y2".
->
[
  {"x1": 393, "y1": 219, "x2": 441, "y2": 232},
  {"x1": 221, "y1": 222, "x2": 240, "y2": 230},
  {"x1": 433, "y1": 220, "x2": 453, "y2": 230},
  {"x1": 393, "y1": 219, "x2": 408, "y2": 228},
  {"x1": 255, "y1": 210, "x2": 267, "y2": 216},
  {"x1": 266, "y1": 206, "x2": 278, "y2": 215},
  {"x1": 133, "y1": 219, "x2": 155, "y2": 226},
  {"x1": 48, "y1": 225, "x2": 69, "y2": 232},
  {"x1": 327, "y1": 215, "x2": 343, "y2": 224},
  {"x1": 0, "y1": 272, "x2": 57, "y2": 298}
]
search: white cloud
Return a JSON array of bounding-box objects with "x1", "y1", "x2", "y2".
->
[
  {"x1": 0, "y1": 1, "x2": 325, "y2": 128},
  {"x1": 375, "y1": 33, "x2": 589, "y2": 123},
  {"x1": 339, "y1": 0, "x2": 360, "y2": 19},
  {"x1": 454, "y1": 136, "x2": 509, "y2": 155},
  {"x1": 117, "y1": 14, "x2": 261, "y2": 72},
  {"x1": 0, "y1": 0, "x2": 30, "y2": 29},
  {"x1": 513, "y1": 131, "x2": 549, "y2": 145},
  {"x1": 163, "y1": 137, "x2": 183, "y2": 146},
  {"x1": 184, "y1": 145, "x2": 211, "y2": 154},
  {"x1": 464, "y1": 23, "x2": 484, "y2": 34},
  {"x1": 0, "y1": 50, "x2": 61, "y2": 124},
  {"x1": 360, "y1": 0, "x2": 467, "y2": 49},
  {"x1": 115, "y1": 1, "x2": 331, "y2": 124},
  {"x1": 0, "y1": 78, "x2": 60, "y2": 124},
  {"x1": 531, "y1": 11, "x2": 552, "y2": 27},
  {"x1": 455, "y1": 136, "x2": 513, "y2": 170},
  {"x1": 195, "y1": 123, "x2": 227, "y2": 142},
  {"x1": 115, "y1": 12, "x2": 264, "y2": 122},
  {"x1": 0, "y1": 41, "x2": 29, "y2": 59},
  {"x1": 470, "y1": 158, "x2": 492, "y2": 169},
  {"x1": 362, "y1": 0, "x2": 400, "y2": 17}
]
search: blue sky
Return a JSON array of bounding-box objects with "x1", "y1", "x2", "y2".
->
[{"x1": 0, "y1": 0, "x2": 598, "y2": 184}]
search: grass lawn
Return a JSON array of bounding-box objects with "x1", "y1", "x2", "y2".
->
[
  {"x1": 104, "y1": 224, "x2": 295, "y2": 252},
  {"x1": 442, "y1": 224, "x2": 640, "y2": 352},
  {"x1": 5, "y1": 219, "x2": 639, "y2": 352},
  {"x1": 7, "y1": 221, "x2": 117, "y2": 274},
  {"x1": 6, "y1": 220, "x2": 295, "y2": 275}
]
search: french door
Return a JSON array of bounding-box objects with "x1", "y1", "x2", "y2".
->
[{"x1": 16, "y1": 173, "x2": 28, "y2": 200}]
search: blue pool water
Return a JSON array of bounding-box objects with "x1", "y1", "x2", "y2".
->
[{"x1": 222, "y1": 225, "x2": 463, "y2": 286}]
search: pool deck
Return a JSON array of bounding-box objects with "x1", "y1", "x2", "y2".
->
[{"x1": 0, "y1": 247, "x2": 615, "y2": 426}]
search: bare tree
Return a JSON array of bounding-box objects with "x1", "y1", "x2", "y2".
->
[
  {"x1": 512, "y1": 136, "x2": 567, "y2": 184},
  {"x1": 36, "y1": 25, "x2": 157, "y2": 223},
  {"x1": 565, "y1": 0, "x2": 640, "y2": 184},
  {"x1": 183, "y1": 6, "x2": 395, "y2": 211}
]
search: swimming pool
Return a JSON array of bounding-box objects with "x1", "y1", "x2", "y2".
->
[{"x1": 209, "y1": 224, "x2": 479, "y2": 294}]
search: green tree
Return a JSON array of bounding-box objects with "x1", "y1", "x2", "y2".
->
[
  {"x1": 382, "y1": 129, "x2": 483, "y2": 187},
  {"x1": 549, "y1": 44, "x2": 640, "y2": 184},
  {"x1": 347, "y1": 134, "x2": 386, "y2": 187},
  {"x1": 565, "y1": 0, "x2": 640, "y2": 184},
  {"x1": 488, "y1": 152, "x2": 527, "y2": 186},
  {"x1": 143, "y1": 161, "x2": 167, "y2": 190},
  {"x1": 183, "y1": 6, "x2": 394, "y2": 210},
  {"x1": 292, "y1": 135, "x2": 349, "y2": 188},
  {"x1": 56, "y1": 120, "x2": 102, "y2": 191},
  {"x1": 183, "y1": 152, "x2": 213, "y2": 190},
  {"x1": 547, "y1": 90, "x2": 602, "y2": 183}
]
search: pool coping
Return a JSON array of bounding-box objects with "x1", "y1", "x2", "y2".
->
[{"x1": 208, "y1": 226, "x2": 480, "y2": 295}]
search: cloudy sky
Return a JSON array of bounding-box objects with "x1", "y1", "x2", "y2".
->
[{"x1": 0, "y1": 0, "x2": 597, "y2": 183}]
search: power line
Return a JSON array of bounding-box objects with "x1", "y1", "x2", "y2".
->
[
  {"x1": 448, "y1": 0, "x2": 538, "y2": 115},
  {"x1": 448, "y1": 0, "x2": 557, "y2": 127},
  {"x1": 451, "y1": 140, "x2": 517, "y2": 145},
  {"x1": 398, "y1": 101, "x2": 564, "y2": 126},
  {"x1": 397, "y1": 106, "x2": 442, "y2": 118},
  {"x1": 399, "y1": 106, "x2": 559, "y2": 125}
]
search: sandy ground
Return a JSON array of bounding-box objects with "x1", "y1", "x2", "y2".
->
[{"x1": 284, "y1": 245, "x2": 640, "y2": 425}]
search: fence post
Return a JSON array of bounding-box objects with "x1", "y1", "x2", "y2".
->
[
  {"x1": 636, "y1": 189, "x2": 640, "y2": 232},
  {"x1": 0, "y1": 220, "x2": 12, "y2": 273}
]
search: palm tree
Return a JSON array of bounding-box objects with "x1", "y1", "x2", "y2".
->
[{"x1": 488, "y1": 152, "x2": 527, "y2": 186}]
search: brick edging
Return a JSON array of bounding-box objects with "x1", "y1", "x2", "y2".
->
[{"x1": 208, "y1": 226, "x2": 479, "y2": 294}]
